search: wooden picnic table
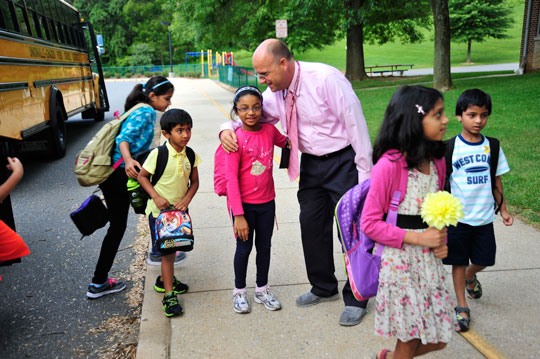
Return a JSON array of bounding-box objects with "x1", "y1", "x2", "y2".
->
[{"x1": 365, "y1": 64, "x2": 414, "y2": 77}]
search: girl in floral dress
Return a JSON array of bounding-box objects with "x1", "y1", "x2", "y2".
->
[{"x1": 361, "y1": 85, "x2": 455, "y2": 359}]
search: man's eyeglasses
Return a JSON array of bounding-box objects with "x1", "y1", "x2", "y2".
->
[
  {"x1": 237, "y1": 105, "x2": 262, "y2": 113},
  {"x1": 256, "y1": 62, "x2": 279, "y2": 81}
]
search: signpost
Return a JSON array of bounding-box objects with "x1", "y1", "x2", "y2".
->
[{"x1": 276, "y1": 20, "x2": 287, "y2": 38}]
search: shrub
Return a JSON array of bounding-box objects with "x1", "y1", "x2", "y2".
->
[
  {"x1": 114, "y1": 73, "x2": 122, "y2": 79},
  {"x1": 124, "y1": 72, "x2": 133, "y2": 78},
  {"x1": 102, "y1": 71, "x2": 111, "y2": 78},
  {"x1": 153, "y1": 71, "x2": 161, "y2": 76},
  {"x1": 144, "y1": 71, "x2": 152, "y2": 78}
]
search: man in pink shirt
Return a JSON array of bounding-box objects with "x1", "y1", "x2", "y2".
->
[{"x1": 220, "y1": 39, "x2": 373, "y2": 326}]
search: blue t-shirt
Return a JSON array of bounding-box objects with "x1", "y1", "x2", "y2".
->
[
  {"x1": 112, "y1": 105, "x2": 156, "y2": 167},
  {"x1": 449, "y1": 134, "x2": 510, "y2": 226}
]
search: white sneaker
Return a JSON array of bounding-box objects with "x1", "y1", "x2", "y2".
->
[
  {"x1": 233, "y1": 291, "x2": 251, "y2": 314},
  {"x1": 254, "y1": 288, "x2": 281, "y2": 311}
]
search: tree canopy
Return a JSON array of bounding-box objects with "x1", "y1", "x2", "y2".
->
[{"x1": 449, "y1": 0, "x2": 513, "y2": 63}]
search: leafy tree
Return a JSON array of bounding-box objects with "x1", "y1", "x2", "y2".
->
[
  {"x1": 431, "y1": 0, "x2": 452, "y2": 91},
  {"x1": 129, "y1": 43, "x2": 156, "y2": 66},
  {"x1": 449, "y1": 0, "x2": 513, "y2": 63},
  {"x1": 344, "y1": 0, "x2": 432, "y2": 80}
]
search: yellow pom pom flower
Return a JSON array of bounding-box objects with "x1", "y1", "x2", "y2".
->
[{"x1": 420, "y1": 191, "x2": 464, "y2": 230}]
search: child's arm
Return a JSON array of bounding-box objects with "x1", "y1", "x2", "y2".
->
[
  {"x1": 0, "y1": 157, "x2": 23, "y2": 203},
  {"x1": 494, "y1": 176, "x2": 513, "y2": 226},
  {"x1": 138, "y1": 168, "x2": 170, "y2": 211},
  {"x1": 119, "y1": 141, "x2": 142, "y2": 179},
  {"x1": 173, "y1": 167, "x2": 200, "y2": 212}
]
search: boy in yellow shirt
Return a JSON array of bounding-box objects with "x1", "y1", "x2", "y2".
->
[{"x1": 138, "y1": 109, "x2": 201, "y2": 317}]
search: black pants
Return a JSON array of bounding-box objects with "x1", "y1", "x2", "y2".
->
[
  {"x1": 298, "y1": 147, "x2": 368, "y2": 308},
  {"x1": 92, "y1": 168, "x2": 130, "y2": 284},
  {"x1": 233, "y1": 200, "x2": 275, "y2": 289}
]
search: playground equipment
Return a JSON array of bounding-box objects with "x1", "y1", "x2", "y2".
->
[{"x1": 184, "y1": 50, "x2": 236, "y2": 77}]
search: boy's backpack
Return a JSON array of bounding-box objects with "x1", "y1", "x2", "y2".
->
[
  {"x1": 128, "y1": 144, "x2": 195, "y2": 214},
  {"x1": 445, "y1": 136, "x2": 503, "y2": 214},
  {"x1": 74, "y1": 103, "x2": 147, "y2": 187},
  {"x1": 214, "y1": 129, "x2": 243, "y2": 197},
  {"x1": 154, "y1": 209, "x2": 194, "y2": 254},
  {"x1": 335, "y1": 179, "x2": 400, "y2": 301}
]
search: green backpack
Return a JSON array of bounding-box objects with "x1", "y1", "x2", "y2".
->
[{"x1": 74, "y1": 103, "x2": 148, "y2": 187}]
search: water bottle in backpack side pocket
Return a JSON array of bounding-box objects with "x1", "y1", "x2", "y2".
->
[{"x1": 127, "y1": 178, "x2": 147, "y2": 214}]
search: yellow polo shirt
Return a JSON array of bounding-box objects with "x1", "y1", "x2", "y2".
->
[{"x1": 142, "y1": 141, "x2": 201, "y2": 217}]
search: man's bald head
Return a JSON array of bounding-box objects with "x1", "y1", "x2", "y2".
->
[{"x1": 253, "y1": 39, "x2": 293, "y2": 64}]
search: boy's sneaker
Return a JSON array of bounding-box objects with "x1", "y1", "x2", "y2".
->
[
  {"x1": 254, "y1": 288, "x2": 281, "y2": 311},
  {"x1": 233, "y1": 291, "x2": 251, "y2": 314},
  {"x1": 162, "y1": 292, "x2": 183, "y2": 317},
  {"x1": 153, "y1": 275, "x2": 189, "y2": 295},
  {"x1": 147, "y1": 251, "x2": 187, "y2": 266},
  {"x1": 87, "y1": 278, "x2": 126, "y2": 299}
]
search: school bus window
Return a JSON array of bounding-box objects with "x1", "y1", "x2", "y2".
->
[
  {"x1": 1, "y1": 1, "x2": 18, "y2": 32},
  {"x1": 28, "y1": 10, "x2": 40, "y2": 37},
  {"x1": 38, "y1": 14, "x2": 49, "y2": 39},
  {"x1": 55, "y1": 20, "x2": 63, "y2": 43},
  {"x1": 14, "y1": 5, "x2": 30, "y2": 35},
  {"x1": 48, "y1": 17, "x2": 57, "y2": 41},
  {"x1": 0, "y1": 2, "x2": 14, "y2": 30}
]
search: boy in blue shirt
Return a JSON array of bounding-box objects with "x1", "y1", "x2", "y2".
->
[
  {"x1": 138, "y1": 109, "x2": 201, "y2": 317},
  {"x1": 443, "y1": 89, "x2": 513, "y2": 332}
]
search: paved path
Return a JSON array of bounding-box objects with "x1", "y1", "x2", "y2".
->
[
  {"x1": 405, "y1": 63, "x2": 519, "y2": 76},
  {"x1": 135, "y1": 77, "x2": 540, "y2": 359}
]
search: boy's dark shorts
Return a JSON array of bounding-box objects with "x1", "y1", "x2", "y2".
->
[{"x1": 442, "y1": 222, "x2": 496, "y2": 267}]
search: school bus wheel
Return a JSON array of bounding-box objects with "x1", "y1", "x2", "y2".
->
[{"x1": 48, "y1": 96, "x2": 67, "y2": 159}]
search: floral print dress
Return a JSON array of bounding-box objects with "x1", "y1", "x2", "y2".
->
[{"x1": 374, "y1": 161, "x2": 455, "y2": 344}]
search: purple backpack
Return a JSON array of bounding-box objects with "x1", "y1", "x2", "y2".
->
[{"x1": 335, "y1": 178, "x2": 400, "y2": 301}]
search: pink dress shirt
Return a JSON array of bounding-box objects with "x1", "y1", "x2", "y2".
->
[
  {"x1": 221, "y1": 61, "x2": 373, "y2": 183},
  {"x1": 360, "y1": 151, "x2": 446, "y2": 248},
  {"x1": 226, "y1": 124, "x2": 287, "y2": 216}
]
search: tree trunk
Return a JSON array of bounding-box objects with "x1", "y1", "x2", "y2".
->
[
  {"x1": 430, "y1": 0, "x2": 452, "y2": 91},
  {"x1": 345, "y1": 0, "x2": 368, "y2": 81},
  {"x1": 466, "y1": 39, "x2": 471, "y2": 64}
]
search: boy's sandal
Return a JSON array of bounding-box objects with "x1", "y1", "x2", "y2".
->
[
  {"x1": 465, "y1": 275, "x2": 483, "y2": 299},
  {"x1": 374, "y1": 349, "x2": 390, "y2": 359},
  {"x1": 455, "y1": 306, "x2": 471, "y2": 332}
]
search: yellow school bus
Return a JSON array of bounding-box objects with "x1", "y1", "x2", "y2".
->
[{"x1": 0, "y1": 0, "x2": 109, "y2": 158}]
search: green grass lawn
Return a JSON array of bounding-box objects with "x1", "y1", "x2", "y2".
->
[
  {"x1": 235, "y1": 0, "x2": 524, "y2": 70},
  {"x1": 358, "y1": 72, "x2": 540, "y2": 226}
]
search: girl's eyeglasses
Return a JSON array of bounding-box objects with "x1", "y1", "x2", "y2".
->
[{"x1": 237, "y1": 106, "x2": 262, "y2": 113}]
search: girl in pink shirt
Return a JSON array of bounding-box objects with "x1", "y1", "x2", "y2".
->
[
  {"x1": 226, "y1": 86, "x2": 288, "y2": 314},
  {"x1": 363, "y1": 86, "x2": 454, "y2": 359}
]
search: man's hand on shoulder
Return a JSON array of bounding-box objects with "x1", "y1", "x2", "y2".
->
[{"x1": 220, "y1": 129, "x2": 238, "y2": 153}]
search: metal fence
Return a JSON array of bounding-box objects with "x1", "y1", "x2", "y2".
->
[
  {"x1": 101, "y1": 64, "x2": 260, "y2": 90},
  {"x1": 218, "y1": 65, "x2": 259, "y2": 88},
  {"x1": 102, "y1": 64, "x2": 203, "y2": 77}
]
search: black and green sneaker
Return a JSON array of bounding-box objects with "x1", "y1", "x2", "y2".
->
[
  {"x1": 154, "y1": 275, "x2": 189, "y2": 295},
  {"x1": 162, "y1": 292, "x2": 183, "y2": 317}
]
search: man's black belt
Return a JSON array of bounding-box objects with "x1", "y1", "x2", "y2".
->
[
  {"x1": 306, "y1": 145, "x2": 353, "y2": 159},
  {"x1": 382, "y1": 214, "x2": 428, "y2": 230}
]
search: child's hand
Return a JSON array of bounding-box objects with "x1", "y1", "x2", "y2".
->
[
  {"x1": 124, "y1": 158, "x2": 142, "y2": 179},
  {"x1": 234, "y1": 215, "x2": 249, "y2": 241},
  {"x1": 153, "y1": 195, "x2": 170, "y2": 211},
  {"x1": 419, "y1": 227, "x2": 447, "y2": 248},
  {"x1": 500, "y1": 209, "x2": 514, "y2": 226},
  {"x1": 173, "y1": 198, "x2": 190, "y2": 212},
  {"x1": 432, "y1": 244, "x2": 448, "y2": 259},
  {"x1": 6, "y1": 157, "x2": 23, "y2": 177}
]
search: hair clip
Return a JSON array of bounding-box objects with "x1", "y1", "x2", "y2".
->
[
  {"x1": 142, "y1": 83, "x2": 146, "y2": 90},
  {"x1": 415, "y1": 104, "x2": 425, "y2": 115}
]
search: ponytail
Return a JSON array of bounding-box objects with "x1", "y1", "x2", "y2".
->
[{"x1": 124, "y1": 76, "x2": 174, "y2": 112}]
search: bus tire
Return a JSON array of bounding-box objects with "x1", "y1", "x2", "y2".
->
[
  {"x1": 94, "y1": 110, "x2": 105, "y2": 122},
  {"x1": 48, "y1": 97, "x2": 67, "y2": 159}
]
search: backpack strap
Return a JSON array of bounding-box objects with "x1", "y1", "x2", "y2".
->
[
  {"x1": 444, "y1": 136, "x2": 457, "y2": 192},
  {"x1": 151, "y1": 144, "x2": 169, "y2": 187},
  {"x1": 185, "y1": 146, "x2": 195, "y2": 180},
  {"x1": 487, "y1": 136, "x2": 503, "y2": 214}
]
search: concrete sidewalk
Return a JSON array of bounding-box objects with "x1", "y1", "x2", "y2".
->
[{"x1": 136, "y1": 78, "x2": 540, "y2": 359}]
